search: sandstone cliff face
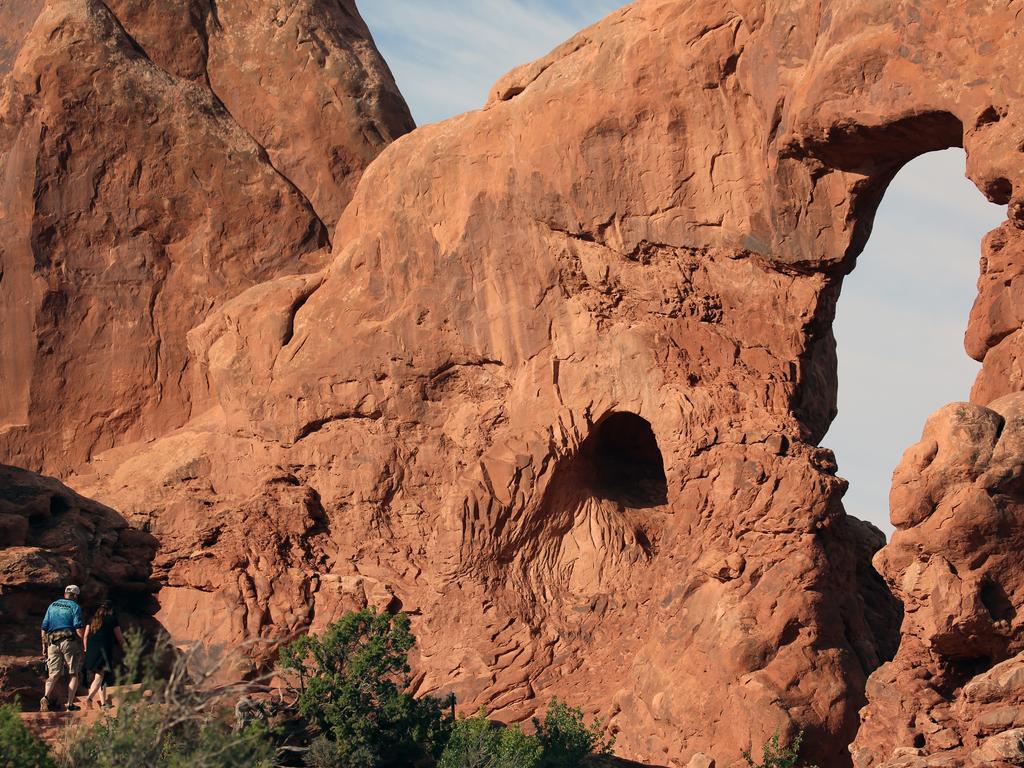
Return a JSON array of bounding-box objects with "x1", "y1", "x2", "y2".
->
[
  {"x1": 0, "y1": 0, "x2": 412, "y2": 475},
  {"x1": 3, "y1": 1, "x2": 1024, "y2": 767},
  {"x1": 851, "y1": 396, "x2": 1024, "y2": 768},
  {"x1": 103, "y1": 0, "x2": 415, "y2": 229}
]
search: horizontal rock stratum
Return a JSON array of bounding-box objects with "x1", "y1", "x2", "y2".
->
[{"x1": 2, "y1": 1, "x2": 1024, "y2": 767}]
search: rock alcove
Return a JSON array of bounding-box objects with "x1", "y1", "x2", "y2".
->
[
  {"x1": 523, "y1": 411, "x2": 668, "y2": 593},
  {"x1": 576, "y1": 412, "x2": 668, "y2": 510}
]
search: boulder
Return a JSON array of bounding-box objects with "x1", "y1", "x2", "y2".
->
[{"x1": 852, "y1": 395, "x2": 1024, "y2": 766}]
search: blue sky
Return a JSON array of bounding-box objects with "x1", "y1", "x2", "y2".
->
[
  {"x1": 360, "y1": 2, "x2": 1007, "y2": 536},
  {"x1": 831, "y1": 150, "x2": 1005, "y2": 534},
  {"x1": 361, "y1": 1, "x2": 622, "y2": 125}
]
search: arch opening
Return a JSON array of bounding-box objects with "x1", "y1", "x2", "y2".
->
[
  {"x1": 820, "y1": 139, "x2": 1010, "y2": 763},
  {"x1": 827, "y1": 147, "x2": 1008, "y2": 538}
]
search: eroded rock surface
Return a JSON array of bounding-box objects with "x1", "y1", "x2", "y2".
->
[
  {"x1": 3, "y1": 1, "x2": 1024, "y2": 767},
  {"x1": 0, "y1": 0, "x2": 411, "y2": 475},
  {"x1": 850, "y1": 396, "x2": 1024, "y2": 768},
  {"x1": 103, "y1": 0, "x2": 415, "y2": 229}
]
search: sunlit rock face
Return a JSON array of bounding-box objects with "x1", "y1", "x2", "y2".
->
[
  {"x1": 3, "y1": 1, "x2": 1024, "y2": 766},
  {"x1": 0, "y1": 0, "x2": 413, "y2": 475}
]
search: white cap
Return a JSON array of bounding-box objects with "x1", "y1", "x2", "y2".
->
[{"x1": 64, "y1": 584, "x2": 80, "y2": 596}]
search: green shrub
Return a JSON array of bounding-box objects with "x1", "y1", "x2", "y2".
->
[
  {"x1": 62, "y1": 631, "x2": 274, "y2": 768},
  {"x1": 302, "y1": 735, "x2": 373, "y2": 768},
  {"x1": 278, "y1": 608, "x2": 453, "y2": 768},
  {"x1": 438, "y1": 709, "x2": 542, "y2": 768},
  {"x1": 0, "y1": 702, "x2": 55, "y2": 768},
  {"x1": 65, "y1": 709, "x2": 273, "y2": 768},
  {"x1": 533, "y1": 700, "x2": 613, "y2": 768},
  {"x1": 742, "y1": 731, "x2": 817, "y2": 768}
]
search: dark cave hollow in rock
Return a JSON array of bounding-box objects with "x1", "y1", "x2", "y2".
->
[{"x1": 579, "y1": 412, "x2": 668, "y2": 510}]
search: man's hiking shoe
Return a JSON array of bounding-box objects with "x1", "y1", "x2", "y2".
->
[
  {"x1": 66, "y1": 704, "x2": 81, "y2": 712},
  {"x1": 39, "y1": 697, "x2": 50, "y2": 712}
]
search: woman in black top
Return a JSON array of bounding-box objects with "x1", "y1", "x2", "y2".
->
[{"x1": 82, "y1": 600, "x2": 124, "y2": 709}]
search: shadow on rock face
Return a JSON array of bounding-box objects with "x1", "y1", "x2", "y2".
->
[
  {"x1": 523, "y1": 410, "x2": 669, "y2": 586},
  {"x1": 0, "y1": 464, "x2": 160, "y2": 708},
  {"x1": 587, "y1": 412, "x2": 669, "y2": 510}
]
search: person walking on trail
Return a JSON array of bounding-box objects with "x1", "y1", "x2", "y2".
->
[
  {"x1": 40, "y1": 584, "x2": 86, "y2": 712},
  {"x1": 82, "y1": 600, "x2": 124, "y2": 709}
]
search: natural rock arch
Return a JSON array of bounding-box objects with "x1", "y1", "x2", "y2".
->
[
  {"x1": 3, "y1": 2, "x2": 1024, "y2": 767},
  {"x1": 820, "y1": 132, "x2": 1023, "y2": 766}
]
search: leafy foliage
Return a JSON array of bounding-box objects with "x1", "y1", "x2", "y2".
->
[
  {"x1": 62, "y1": 630, "x2": 274, "y2": 768},
  {"x1": 278, "y1": 608, "x2": 454, "y2": 768},
  {"x1": 533, "y1": 700, "x2": 614, "y2": 768},
  {"x1": 438, "y1": 710, "x2": 542, "y2": 768},
  {"x1": 438, "y1": 700, "x2": 613, "y2": 768},
  {"x1": 65, "y1": 709, "x2": 272, "y2": 768},
  {"x1": 0, "y1": 702, "x2": 55, "y2": 768},
  {"x1": 7, "y1": 610, "x2": 821, "y2": 768},
  {"x1": 742, "y1": 731, "x2": 818, "y2": 768}
]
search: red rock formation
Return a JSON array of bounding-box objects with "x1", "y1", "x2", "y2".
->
[
  {"x1": 3, "y1": 1, "x2": 1024, "y2": 767},
  {"x1": 851, "y1": 397, "x2": 1024, "y2": 768},
  {"x1": 102, "y1": 0, "x2": 415, "y2": 229},
  {"x1": 68, "y1": 1, "x2": 917, "y2": 764},
  {"x1": 0, "y1": 0, "x2": 412, "y2": 475}
]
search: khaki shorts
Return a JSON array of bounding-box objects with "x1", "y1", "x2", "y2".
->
[{"x1": 46, "y1": 636, "x2": 83, "y2": 680}]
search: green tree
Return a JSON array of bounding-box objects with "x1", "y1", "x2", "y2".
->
[
  {"x1": 742, "y1": 731, "x2": 818, "y2": 768},
  {"x1": 0, "y1": 702, "x2": 55, "y2": 768},
  {"x1": 278, "y1": 608, "x2": 453, "y2": 768},
  {"x1": 438, "y1": 709, "x2": 542, "y2": 768},
  {"x1": 533, "y1": 700, "x2": 614, "y2": 768}
]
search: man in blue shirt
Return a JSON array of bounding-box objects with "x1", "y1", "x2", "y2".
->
[{"x1": 40, "y1": 584, "x2": 85, "y2": 712}]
